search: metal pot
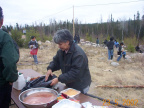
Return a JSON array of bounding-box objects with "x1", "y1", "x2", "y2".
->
[{"x1": 19, "y1": 88, "x2": 58, "y2": 108}]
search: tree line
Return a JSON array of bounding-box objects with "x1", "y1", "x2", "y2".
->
[{"x1": 2, "y1": 11, "x2": 144, "y2": 49}]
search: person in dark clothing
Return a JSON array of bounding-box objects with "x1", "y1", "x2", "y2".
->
[
  {"x1": 2, "y1": 26, "x2": 20, "y2": 62},
  {"x1": 28, "y1": 36, "x2": 39, "y2": 64},
  {"x1": 0, "y1": 7, "x2": 19, "y2": 108},
  {"x1": 96, "y1": 38, "x2": 100, "y2": 47},
  {"x1": 77, "y1": 34, "x2": 80, "y2": 43},
  {"x1": 45, "y1": 29, "x2": 91, "y2": 94},
  {"x1": 103, "y1": 39, "x2": 108, "y2": 47},
  {"x1": 135, "y1": 44, "x2": 143, "y2": 53},
  {"x1": 74, "y1": 34, "x2": 78, "y2": 43},
  {"x1": 107, "y1": 37, "x2": 114, "y2": 60},
  {"x1": 117, "y1": 42, "x2": 126, "y2": 61}
]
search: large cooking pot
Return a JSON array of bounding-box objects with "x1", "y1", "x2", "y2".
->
[{"x1": 19, "y1": 88, "x2": 58, "y2": 108}]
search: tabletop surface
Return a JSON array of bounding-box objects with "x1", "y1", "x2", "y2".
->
[{"x1": 11, "y1": 69, "x2": 114, "y2": 108}]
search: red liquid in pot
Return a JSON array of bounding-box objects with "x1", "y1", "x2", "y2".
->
[{"x1": 23, "y1": 92, "x2": 56, "y2": 105}]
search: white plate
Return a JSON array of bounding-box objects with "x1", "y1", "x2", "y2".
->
[{"x1": 52, "y1": 99, "x2": 81, "y2": 108}]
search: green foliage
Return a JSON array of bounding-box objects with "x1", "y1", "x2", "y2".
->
[
  {"x1": 107, "y1": 35, "x2": 110, "y2": 41},
  {"x1": 11, "y1": 29, "x2": 24, "y2": 47},
  {"x1": 126, "y1": 44, "x2": 135, "y2": 53},
  {"x1": 124, "y1": 36, "x2": 137, "y2": 53},
  {"x1": 42, "y1": 35, "x2": 53, "y2": 42},
  {"x1": 7, "y1": 11, "x2": 144, "y2": 48},
  {"x1": 23, "y1": 28, "x2": 40, "y2": 48},
  {"x1": 124, "y1": 36, "x2": 137, "y2": 46},
  {"x1": 11, "y1": 27, "x2": 54, "y2": 48},
  {"x1": 26, "y1": 28, "x2": 41, "y2": 41},
  {"x1": 47, "y1": 35, "x2": 53, "y2": 41},
  {"x1": 85, "y1": 33, "x2": 92, "y2": 42}
]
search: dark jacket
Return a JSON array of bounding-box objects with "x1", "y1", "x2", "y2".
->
[
  {"x1": 107, "y1": 41, "x2": 114, "y2": 50},
  {"x1": 47, "y1": 42, "x2": 91, "y2": 92},
  {"x1": 103, "y1": 39, "x2": 108, "y2": 45},
  {"x1": 117, "y1": 45, "x2": 122, "y2": 55},
  {"x1": 118, "y1": 45, "x2": 122, "y2": 52},
  {"x1": 135, "y1": 46, "x2": 140, "y2": 51},
  {"x1": 2, "y1": 28, "x2": 20, "y2": 62},
  {"x1": 0, "y1": 29, "x2": 19, "y2": 86},
  {"x1": 28, "y1": 40, "x2": 38, "y2": 49},
  {"x1": 96, "y1": 39, "x2": 99, "y2": 44},
  {"x1": 74, "y1": 35, "x2": 78, "y2": 43}
]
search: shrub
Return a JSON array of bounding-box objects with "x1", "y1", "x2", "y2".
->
[
  {"x1": 11, "y1": 29, "x2": 24, "y2": 47},
  {"x1": 124, "y1": 36, "x2": 137, "y2": 53},
  {"x1": 107, "y1": 35, "x2": 110, "y2": 41},
  {"x1": 126, "y1": 44, "x2": 135, "y2": 53},
  {"x1": 24, "y1": 28, "x2": 40, "y2": 48},
  {"x1": 86, "y1": 33, "x2": 92, "y2": 42}
]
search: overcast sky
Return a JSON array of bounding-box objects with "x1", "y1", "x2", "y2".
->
[{"x1": 0, "y1": 0, "x2": 144, "y2": 26}]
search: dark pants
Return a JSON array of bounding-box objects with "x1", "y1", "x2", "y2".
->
[{"x1": 0, "y1": 83, "x2": 12, "y2": 108}]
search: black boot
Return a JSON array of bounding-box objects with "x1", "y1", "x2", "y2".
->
[
  {"x1": 111, "y1": 55, "x2": 113, "y2": 60},
  {"x1": 123, "y1": 55, "x2": 126, "y2": 59}
]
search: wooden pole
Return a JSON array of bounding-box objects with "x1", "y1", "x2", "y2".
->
[
  {"x1": 137, "y1": 22, "x2": 142, "y2": 43},
  {"x1": 73, "y1": 5, "x2": 75, "y2": 37},
  {"x1": 95, "y1": 85, "x2": 144, "y2": 88}
]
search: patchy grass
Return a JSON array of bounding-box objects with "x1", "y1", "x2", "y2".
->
[{"x1": 16, "y1": 43, "x2": 144, "y2": 108}]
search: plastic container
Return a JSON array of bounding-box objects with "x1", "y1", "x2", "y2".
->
[
  {"x1": 13, "y1": 72, "x2": 26, "y2": 90},
  {"x1": 52, "y1": 99, "x2": 81, "y2": 108}
]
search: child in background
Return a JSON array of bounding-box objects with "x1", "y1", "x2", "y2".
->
[
  {"x1": 117, "y1": 42, "x2": 126, "y2": 61},
  {"x1": 28, "y1": 36, "x2": 39, "y2": 64}
]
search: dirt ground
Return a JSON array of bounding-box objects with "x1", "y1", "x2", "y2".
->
[{"x1": 12, "y1": 42, "x2": 144, "y2": 108}]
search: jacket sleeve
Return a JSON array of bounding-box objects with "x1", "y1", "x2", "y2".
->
[
  {"x1": 106, "y1": 42, "x2": 109, "y2": 47},
  {"x1": 47, "y1": 51, "x2": 60, "y2": 72},
  {"x1": 118, "y1": 46, "x2": 122, "y2": 52},
  {"x1": 35, "y1": 41, "x2": 39, "y2": 48},
  {"x1": 58, "y1": 54, "x2": 84, "y2": 84},
  {"x1": 28, "y1": 41, "x2": 31, "y2": 48},
  {"x1": 1, "y1": 35, "x2": 19, "y2": 83}
]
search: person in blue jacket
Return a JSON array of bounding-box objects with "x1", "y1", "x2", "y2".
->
[{"x1": 114, "y1": 40, "x2": 119, "y2": 48}]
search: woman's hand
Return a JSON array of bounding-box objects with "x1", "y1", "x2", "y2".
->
[
  {"x1": 50, "y1": 78, "x2": 58, "y2": 86},
  {"x1": 45, "y1": 69, "x2": 53, "y2": 81}
]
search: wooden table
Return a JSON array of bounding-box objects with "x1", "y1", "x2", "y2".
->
[{"x1": 11, "y1": 69, "x2": 114, "y2": 108}]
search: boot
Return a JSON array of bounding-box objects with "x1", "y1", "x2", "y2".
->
[
  {"x1": 111, "y1": 55, "x2": 113, "y2": 60},
  {"x1": 123, "y1": 55, "x2": 126, "y2": 59}
]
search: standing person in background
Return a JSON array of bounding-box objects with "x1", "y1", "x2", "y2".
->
[
  {"x1": 117, "y1": 42, "x2": 126, "y2": 61},
  {"x1": 28, "y1": 36, "x2": 39, "y2": 64},
  {"x1": 77, "y1": 34, "x2": 80, "y2": 43},
  {"x1": 45, "y1": 29, "x2": 91, "y2": 94},
  {"x1": 107, "y1": 37, "x2": 114, "y2": 60},
  {"x1": 96, "y1": 37, "x2": 100, "y2": 47},
  {"x1": 74, "y1": 34, "x2": 78, "y2": 44},
  {"x1": 103, "y1": 39, "x2": 108, "y2": 47},
  {"x1": 0, "y1": 6, "x2": 19, "y2": 108}
]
